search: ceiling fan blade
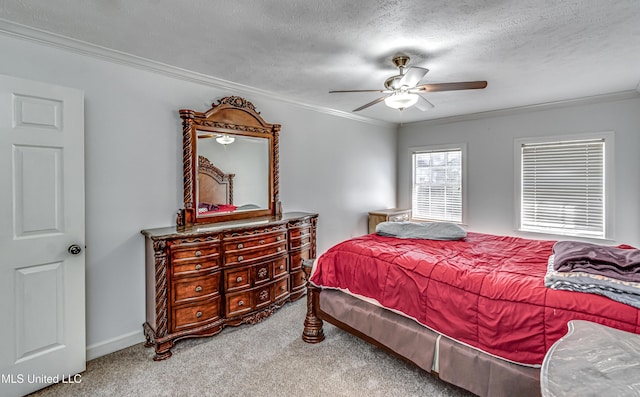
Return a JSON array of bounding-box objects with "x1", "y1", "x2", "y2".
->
[
  {"x1": 398, "y1": 66, "x2": 429, "y2": 88},
  {"x1": 353, "y1": 96, "x2": 389, "y2": 112},
  {"x1": 415, "y1": 81, "x2": 488, "y2": 92},
  {"x1": 414, "y1": 95, "x2": 435, "y2": 111},
  {"x1": 329, "y1": 89, "x2": 386, "y2": 93}
]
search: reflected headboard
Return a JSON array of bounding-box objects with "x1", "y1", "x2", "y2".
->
[{"x1": 197, "y1": 155, "x2": 234, "y2": 205}]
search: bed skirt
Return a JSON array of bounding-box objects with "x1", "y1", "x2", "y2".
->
[{"x1": 307, "y1": 289, "x2": 541, "y2": 397}]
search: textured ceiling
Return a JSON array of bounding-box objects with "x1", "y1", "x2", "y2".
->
[{"x1": 1, "y1": 1, "x2": 639, "y2": 124}]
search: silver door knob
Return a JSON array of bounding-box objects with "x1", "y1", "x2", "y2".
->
[{"x1": 68, "y1": 244, "x2": 82, "y2": 255}]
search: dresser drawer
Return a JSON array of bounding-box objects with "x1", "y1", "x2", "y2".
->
[
  {"x1": 289, "y1": 248, "x2": 311, "y2": 271},
  {"x1": 172, "y1": 259, "x2": 219, "y2": 277},
  {"x1": 224, "y1": 257, "x2": 287, "y2": 292},
  {"x1": 226, "y1": 279, "x2": 287, "y2": 317},
  {"x1": 272, "y1": 256, "x2": 288, "y2": 278},
  {"x1": 171, "y1": 242, "x2": 220, "y2": 261},
  {"x1": 289, "y1": 233, "x2": 312, "y2": 250},
  {"x1": 172, "y1": 297, "x2": 221, "y2": 332},
  {"x1": 252, "y1": 261, "x2": 272, "y2": 285},
  {"x1": 273, "y1": 277, "x2": 289, "y2": 301},
  {"x1": 224, "y1": 267, "x2": 251, "y2": 292},
  {"x1": 290, "y1": 269, "x2": 307, "y2": 291},
  {"x1": 173, "y1": 272, "x2": 220, "y2": 305},
  {"x1": 223, "y1": 231, "x2": 286, "y2": 252},
  {"x1": 254, "y1": 284, "x2": 272, "y2": 310},
  {"x1": 224, "y1": 241, "x2": 287, "y2": 266},
  {"x1": 226, "y1": 291, "x2": 252, "y2": 317},
  {"x1": 288, "y1": 226, "x2": 311, "y2": 240}
]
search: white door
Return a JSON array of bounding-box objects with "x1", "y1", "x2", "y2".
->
[{"x1": 0, "y1": 75, "x2": 85, "y2": 397}]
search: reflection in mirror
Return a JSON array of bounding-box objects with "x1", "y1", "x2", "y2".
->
[
  {"x1": 197, "y1": 132, "x2": 269, "y2": 217},
  {"x1": 178, "y1": 96, "x2": 281, "y2": 226}
]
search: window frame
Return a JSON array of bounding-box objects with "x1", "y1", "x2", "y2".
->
[
  {"x1": 409, "y1": 143, "x2": 467, "y2": 224},
  {"x1": 514, "y1": 131, "x2": 615, "y2": 240}
]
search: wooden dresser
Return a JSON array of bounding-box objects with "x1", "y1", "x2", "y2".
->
[
  {"x1": 141, "y1": 212, "x2": 317, "y2": 360},
  {"x1": 368, "y1": 208, "x2": 412, "y2": 234}
]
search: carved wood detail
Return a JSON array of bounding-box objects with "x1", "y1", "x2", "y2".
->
[
  {"x1": 174, "y1": 235, "x2": 220, "y2": 244},
  {"x1": 240, "y1": 301, "x2": 286, "y2": 325},
  {"x1": 193, "y1": 120, "x2": 272, "y2": 134},
  {"x1": 182, "y1": 116, "x2": 195, "y2": 212},
  {"x1": 217, "y1": 96, "x2": 259, "y2": 112},
  {"x1": 152, "y1": 239, "x2": 169, "y2": 339},
  {"x1": 273, "y1": 125, "x2": 280, "y2": 206},
  {"x1": 302, "y1": 269, "x2": 325, "y2": 343},
  {"x1": 310, "y1": 217, "x2": 318, "y2": 259},
  {"x1": 223, "y1": 224, "x2": 287, "y2": 239}
]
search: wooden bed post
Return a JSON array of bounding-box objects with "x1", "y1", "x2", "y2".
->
[{"x1": 301, "y1": 260, "x2": 325, "y2": 343}]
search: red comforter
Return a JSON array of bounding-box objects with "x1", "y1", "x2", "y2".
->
[{"x1": 310, "y1": 232, "x2": 640, "y2": 365}]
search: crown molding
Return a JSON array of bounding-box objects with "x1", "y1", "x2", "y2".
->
[
  {"x1": 404, "y1": 90, "x2": 640, "y2": 128},
  {"x1": 4, "y1": 17, "x2": 633, "y2": 130},
  {"x1": 0, "y1": 18, "x2": 394, "y2": 128}
]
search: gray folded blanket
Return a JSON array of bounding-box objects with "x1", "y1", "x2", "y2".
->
[
  {"x1": 545, "y1": 255, "x2": 640, "y2": 309},
  {"x1": 376, "y1": 221, "x2": 466, "y2": 240},
  {"x1": 552, "y1": 241, "x2": 640, "y2": 283}
]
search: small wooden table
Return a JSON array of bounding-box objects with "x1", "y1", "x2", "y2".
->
[
  {"x1": 368, "y1": 208, "x2": 411, "y2": 234},
  {"x1": 541, "y1": 320, "x2": 640, "y2": 396}
]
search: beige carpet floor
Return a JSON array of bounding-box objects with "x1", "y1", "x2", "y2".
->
[{"x1": 30, "y1": 298, "x2": 475, "y2": 396}]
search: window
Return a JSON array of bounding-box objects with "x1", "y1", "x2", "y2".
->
[
  {"x1": 516, "y1": 133, "x2": 613, "y2": 239},
  {"x1": 411, "y1": 145, "x2": 465, "y2": 223}
]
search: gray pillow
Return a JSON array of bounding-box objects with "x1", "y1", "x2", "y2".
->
[{"x1": 376, "y1": 221, "x2": 467, "y2": 240}]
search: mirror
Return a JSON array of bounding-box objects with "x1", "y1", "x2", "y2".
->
[
  {"x1": 197, "y1": 133, "x2": 269, "y2": 210},
  {"x1": 178, "y1": 96, "x2": 281, "y2": 226}
]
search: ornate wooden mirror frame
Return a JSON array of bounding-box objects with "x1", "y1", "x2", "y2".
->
[{"x1": 177, "y1": 96, "x2": 281, "y2": 226}]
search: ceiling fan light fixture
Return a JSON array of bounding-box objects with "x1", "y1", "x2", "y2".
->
[
  {"x1": 216, "y1": 135, "x2": 235, "y2": 145},
  {"x1": 384, "y1": 92, "x2": 419, "y2": 110}
]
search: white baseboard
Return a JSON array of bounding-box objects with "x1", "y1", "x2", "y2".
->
[{"x1": 86, "y1": 330, "x2": 146, "y2": 361}]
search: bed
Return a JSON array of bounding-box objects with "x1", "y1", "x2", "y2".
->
[
  {"x1": 197, "y1": 155, "x2": 237, "y2": 214},
  {"x1": 197, "y1": 155, "x2": 263, "y2": 215},
  {"x1": 302, "y1": 230, "x2": 640, "y2": 397}
]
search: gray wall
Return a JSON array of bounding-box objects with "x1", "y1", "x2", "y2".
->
[
  {"x1": 398, "y1": 96, "x2": 640, "y2": 247},
  {"x1": 0, "y1": 34, "x2": 397, "y2": 357}
]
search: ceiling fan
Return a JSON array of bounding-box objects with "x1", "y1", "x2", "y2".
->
[{"x1": 329, "y1": 56, "x2": 487, "y2": 112}]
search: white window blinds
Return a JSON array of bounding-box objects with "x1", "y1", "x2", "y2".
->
[
  {"x1": 412, "y1": 149, "x2": 462, "y2": 223},
  {"x1": 520, "y1": 138, "x2": 605, "y2": 238}
]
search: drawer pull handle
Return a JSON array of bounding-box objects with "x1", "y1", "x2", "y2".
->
[
  {"x1": 238, "y1": 256, "x2": 244, "y2": 262},
  {"x1": 277, "y1": 247, "x2": 282, "y2": 252},
  {"x1": 277, "y1": 236, "x2": 282, "y2": 241},
  {"x1": 195, "y1": 264, "x2": 202, "y2": 270},
  {"x1": 259, "y1": 240, "x2": 265, "y2": 244},
  {"x1": 196, "y1": 311, "x2": 202, "y2": 318},
  {"x1": 238, "y1": 300, "x2": 244, "y2": 306},
  {"x1": 236, "y1": 276, "x2": 243, "y2": 283},
  {"x1": 280, "y1": 286, "x2": 286, "y2": 291},
  {"x1": 195, "y1": 250, "x2": 202, "y2": 257},
  {"x1": 237, "y1": 243, "x2": 243, "y2": 249},
  {"x1": 279, "y1": 264, "x2": 285, "y2": 270},
  {"x1": 195, "y1": 286, "x2": 202, "y2": 292}
]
